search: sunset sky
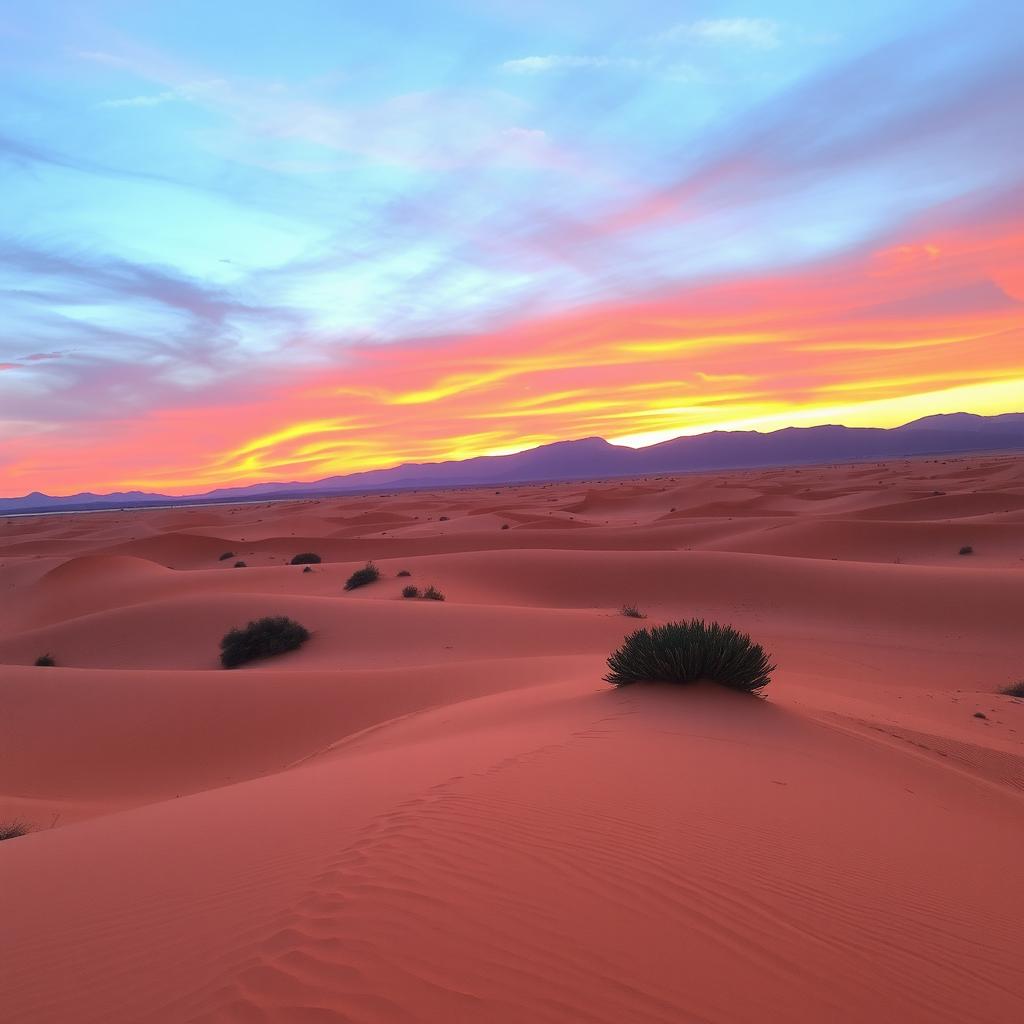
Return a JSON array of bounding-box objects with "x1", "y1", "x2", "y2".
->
[{"x1": 1, "y1": 0, "x2": 1022, "y2": 496}]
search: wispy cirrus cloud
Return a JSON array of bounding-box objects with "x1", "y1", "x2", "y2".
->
[
  {"x1": 665, "y1": 18, "x2": 782, "y2": 49},
  {"x1": 98, "y1": 80, "x2": 224, "y2": 109},
  {"x1": 500, "y1": 55, "x2": 643, "y2": 74}
]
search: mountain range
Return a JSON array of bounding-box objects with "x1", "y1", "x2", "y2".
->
[{"x1": 4, "y1": 411, "x2": 1024, "y2": 515}]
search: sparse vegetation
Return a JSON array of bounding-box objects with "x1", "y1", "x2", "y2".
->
[
  {"x1": 439, "y1": 515, "x2": 450, "y2": 522},
  {"x1": 621, "y1": 604, "x2": 646, "y2": 619},
  {"x1": 234, "y1": 561, "x2": 247, "y2": 568},
  {"x1": 34, "y1": 653, "x2": 55, "y2": 667},
  {"x1": 959, "y1": 545, "x2": 973, "y2": 555},
  {"x1": 605, "y1": 619, "x2": 775, "y2": 692},
  {"x1": 0, "y1": 820, "x2": 32, "y2": 841},
  {"x1": 501, "y1": 523, "x2": 510, "y2": 530},
  {"x1": 402, "y1": 584, "x2": 420, "y2": 598},
  {"x1": 218, "y1": 551, "x2": 235, "y2": 561},
  {"x1": 423, "y1": 585, "x2": 446, "y2": 601},
  {"x1": 302, "y1": 565, "x2": 313, "y2": 573},
  {"x1": 344, "y1": 561, "x2": 380, "y2": 590},
  {"x1": 290, "y1": 552, "x2": 322, "y2": 565},
  {"x1": 1000, "y1": 681, "x2": 1024, "y2": 698},
  {"x1": 397, "y1": 569, "x2": 412, "y2": 577},
  {"x1": 220, "y1": 616, "x2": 310, "y2": 668}
]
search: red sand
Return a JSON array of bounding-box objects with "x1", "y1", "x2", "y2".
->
[{"x1": 2, "y1": 453, "x2": 1023, "y2": 1022}]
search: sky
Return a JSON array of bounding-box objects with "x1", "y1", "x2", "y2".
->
[{"x1": 1, "y1": 0, "x2": 1022, "y2": 496}]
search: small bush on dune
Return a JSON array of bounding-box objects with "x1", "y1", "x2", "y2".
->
[
  {"x1": 34, "y1": 653, "x2": 55, "y2": 667},
  {"x1": 344, "y1": 561, "x2": 380, "y2": 590},
  {"x1": 0, "y1": 820, "x2": 32, "y2": 841},
  {"x1": 218, "y1": 551, "x2": 235, "y2": 561},
  {"x1": 621, "y1": 604, "x2": 646, "y2": 619},
  {"x1": 402, "y1": 584, "x2": 420, "y2": 598},
  {"x1": 397, "y1": 569, "x2": 412, "y2": 577},
  {"x1": 290, "y1": 552, "x2": 322, "y2": 565},
  {"x1": 1000, "y1": 681, "x2": 1024, "y2": 698},
  {"x1": 220, "y1": 616, "x2": 310, "y2": 668},
  {"x1": 959, "y1": 545, "x2": 973, "y2": 556},
  {"x1": 423, "y1": 585, "x2": 445, "y2": 601},
  {"x1": 234, "y1": 561, "x2": 247, "y2": 568},
  {"x1": 501, "y1": 523, "x2": 510, "y2": 530},
  {"x1": 605, "y1": 619, "x2": 775, "y2": 692},
  {"x1": 302, "y1": 565, "x2": 313, "y2": 573},
  {"x1": 439, "y1": 515, "x2": 450, "y2": 522}
]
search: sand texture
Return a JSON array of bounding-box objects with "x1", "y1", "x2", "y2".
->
[{"x1": 2, "y1": 453, "x2": 1023, "y2": 1023}]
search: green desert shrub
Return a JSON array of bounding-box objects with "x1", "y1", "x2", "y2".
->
[
  {"x1": 1000, "y1": 681, "x2": 1024, "y2": 698},
  {"x1": 220, "y1": 616, "x2": 310, "y2": 668},
  {"x1": 423, "y1": 585, "x2": 445, "y2": 601},
  {"x1": 605, "y1": 619, "x2": 775, "y2": 692},
  {"x1": 290, "y1": 552, "x2": 322, "y2": 565},
  {"x1": 34, "y1": 653, "x2": 55, "y2": 667},
  {"x1": 344, "y1": 561, "x2": 380, "y2": 590},
  {"x1": 0, "y1": 820, "x2": 32, "y2": 841},
  {"x1": 218, "y1": 551, "x2": 235, "y2": 561},
  {"x1": 402, "y1": 584, "x2": 420, "y2": 598},
  {"x1": 959, "y1": 545, "x2": 973, "y2": 555},
  {"x1": 621, "y1": 604, "x2": 646, "y2": 619}
]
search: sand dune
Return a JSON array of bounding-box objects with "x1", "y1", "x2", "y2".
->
[{"x1": 2, "y1": 453, "x2": 1023, "y2": 1022}]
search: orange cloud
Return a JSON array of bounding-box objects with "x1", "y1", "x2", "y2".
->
[{"x1": 3, "y1": 204, "x2": 1022, "y2": 496}]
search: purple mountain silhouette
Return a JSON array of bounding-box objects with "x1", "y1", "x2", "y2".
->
[{"x1": 3, "y1": 412, "x2": 1023, "y2": 515}]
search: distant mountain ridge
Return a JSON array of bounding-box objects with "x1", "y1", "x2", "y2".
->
[{"x1": 4, "y1": 412, "x2": 1024, "y2": 515}]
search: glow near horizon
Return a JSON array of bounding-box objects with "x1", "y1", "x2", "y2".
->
[{"x1": 0, "y1": 0, "x2": 1022, "y2": 495}]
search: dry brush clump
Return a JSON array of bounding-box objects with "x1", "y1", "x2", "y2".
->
[
  {"x1": 0, "y1": 819, "x2": 32, "y2": 841},
  {"x1": 1000, "y1": 681, "x2": 1024, "y2": 698},
  {"x1": 34, "y1": 653, "x2": 56, "y2": 667},
  {"x1": 290, "y1": 552, "x2": 322, "y2": 565},
  {"x1": 605, "y1": 619, "x2": 775, "y2": 693},
  {"x1": 402, "y1": 584, "x2": 420, "y2": 598},
  {"x1": 344, "y1": 561, "x2": 380, "y2": 590},
  {"x1": 220, "y1": 616, "x2": 310, "y2": 668},
  {"x1": 621, "y1": 604, "x2": 646, "y2": 619},
  {"x1": 423, "y1": 585, "x2": 446, "y2": 601}
]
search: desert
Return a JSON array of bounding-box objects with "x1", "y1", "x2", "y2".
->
[{"x1": 2, "y1": 452, "x2": 1023, "y2": 1023}]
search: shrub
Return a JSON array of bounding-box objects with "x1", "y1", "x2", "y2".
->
[
  {"x1": 234, "y1": 561, "x2": 247, "y2": 568},
  {"x1": 344, "y1": 561, "x2": 380, "y2": 590},
  {"x1": 439, "y1": 515, "x2": 450, "y2": 522},
  {"x1": 290, "y1": 552, "x2": 322, "y2": 565},
  {"x1": 621, "y1": 604, "x2": 646, "y2": 619},
  {"x1": 605, "y1": 619, "x2": 775, "y2": 692},
  {"x1": 0, "y1": 820, "x2": 32, "y2": 841},
  {"x1": 1000, "y1": 681, "x2": 1024, "y2": 698},
  {"x1": 423, "y1": 585, "x2": 445, "y2": 601},
  {"x1": 220, "y1": 616, "x2": 310, "y2": 668},
  {"x1": 402, "y1": 584, "x2": 420, "y2": 598},
  {"x1": 397, "y1": 569, "x2": 412, "y2": 577},
  {"x1": 501, "y1": 523, "x2": 510, "y2": 530},
  {"x1": 959, "y1": 545, "x2": 973, "y2": 555},
  {"x1": 302, "y1": 565, "x2": 313, "y2": 573},
  {"x1": 218, "y1": 551, "x2": 235, "y2": 561},
  {"x1": 34, "y1": 653, "x2": 55, "y2": 667}
]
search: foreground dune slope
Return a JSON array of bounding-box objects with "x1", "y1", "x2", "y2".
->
[
  {"x1": 3, "y1": 682, "x2": 1022, "y2": 1024},
  {"x1": 2, "y1": 453, "x2": 1023, "y2": 1022}
]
